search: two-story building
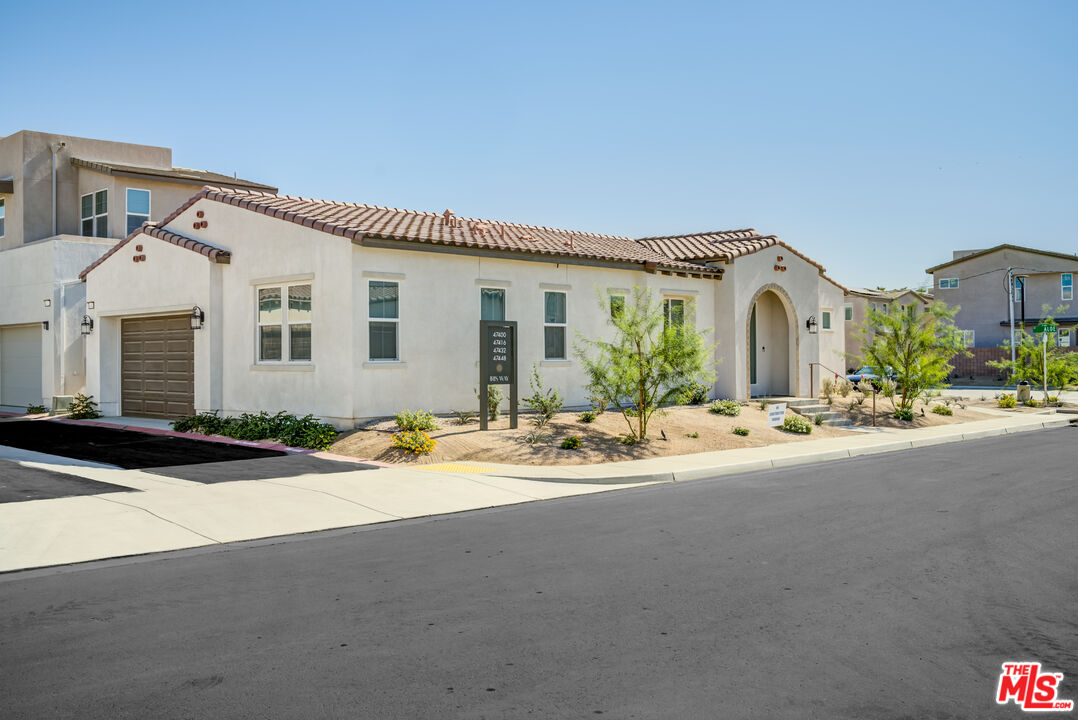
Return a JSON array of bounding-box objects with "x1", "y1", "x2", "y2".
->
[
  {"x1": 842, "y1": 287, "x2": 931, "y2": 369},
  {"x1": 0, "y1": 130, "x2": 275, "y2": 410},
  {"x1": 926, "y1": 244, "x2": 1078, "y2": 379},
  {"x1": 79, "y1": 188, "x2": 848, "y2": 424}
]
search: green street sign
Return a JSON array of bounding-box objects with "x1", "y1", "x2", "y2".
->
[{"x1": 1033, "y1": 323, "x2": 1058, "y2": 334}]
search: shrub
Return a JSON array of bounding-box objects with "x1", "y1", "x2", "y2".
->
[
  {"x1": 893, "y1": 408, "x2": 914, "y2": 421},
  {"x1": 1024, "y1": 398, "x2": 1040, "y2": 407},
  {"x1": 395, "y1": 409, "x2": 438, "y2": 432},
  {"x1": 709, "y1": 399, "x2": 741, "y2": 416},
  {"x1": 392, "y1": 429, "x2": 436, "y2": 454},
  {"x1": 1048, "y1": 396, "x2": 1059, "y2": 404},
  {"x1": 25, "y1": 404, "x2": 48, "y2": 415},
  {"x1": 452, "y1": 409, "x2": 477, "y2": 425},
  {"x1": 821, "y1": 377, "x2": 835, "y2": 404},
  {"x1": 68, "y1": 393, "x2": 101, "y2": 420},
  {"x1": 836, "y1": 378, "x2": 853, "y2": 398},
  {"x1": 931, "y1": 405, "x2": 953, "y2": 416},
  {"x1": 781, "y1": 415, "x2": 812, "y2": 434},
  {"x1": 814, "y1": 413, "x2": 824, "y2": 426},
  {"x1": 560, "y1": 436, "x2": 582, "y2": 450},
  {"x1": 588, "y1": 392, "x2": 608, "y2": 415},
  {"x1": 997, "y1": 394, "x2": 1017, "y2": 409},
  {"x1": 732, "y1": 426, "x2": 750, "y2": 436},
  {"x1": 522, "y1": 365, "x2": 563, "y2": 428},
  {"x1": 521, "y1": 430, "x2": 550, "y2": 445},
  {"x1": 686, "y1": 431, "x2": 700, "y2": 438},
  {"x1": 676, "y1": 381, "x2": 710, "y2": 405},
  {"x1": 758, "y1": 399, "x2": 768, "y2": 411},
  {"x1": 578, "y1": 410, "x2": 597, "y2": 423},
  {"x1": 617, "y1": 434, "x2": 637, "y2": 445},
  {"x1": 170, "y1": 410, "x2": 337, "y2": 450},
  {"x1": 477, "y1": 385, "x2": 503, "y2": 421}
]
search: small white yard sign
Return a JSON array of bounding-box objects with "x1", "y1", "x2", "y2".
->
[{"x1": 766, "y1": 402, "x2": 787, "y2": 427}]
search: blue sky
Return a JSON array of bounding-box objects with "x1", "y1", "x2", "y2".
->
[{"x1": 7, "y1": 1, "x2": 1077, "y2": 290}]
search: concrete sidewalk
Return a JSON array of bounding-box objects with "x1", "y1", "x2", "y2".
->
[{"x1": 0, "y1": 412, "x2": 1071, "y2": 573}]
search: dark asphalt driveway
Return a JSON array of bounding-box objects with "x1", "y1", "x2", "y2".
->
[{"x1": 1, "y1": 427, "x2": 1075, "y2": 719}]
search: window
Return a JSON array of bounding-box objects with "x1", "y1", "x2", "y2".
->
[
  {"x1": 938, "y1": 277, "x2": 959, "y2": 289},
  {"x1": 0, "y1": 198, "x2": 5, "y2": 237},
  {"x1": 663, "y1": 298, "x2": 685, "y2": 329},
  {"x1": 610, "y1": 294, "x2": 625, "y2": 319},
  {"x1": 369, "y1": 281, "x2": 399, "y2": 360},
  {"x1": 821, "y1": 310, "x2": 832, "y2": 330},
  {"x1": 126, "y1": 188, "x2": 150, "y2": 235},
  {"x1": 258, "y1": 283, "x2": 312, "y2": 362},
  {"x1": 1063, "y1": 273, "x2": 1073, "y2": 302},
  {"x1": 544, "y1": 291, "x2": 566, "y2": 359},
  {"x1": 480, "y1": 288, "x2": 505, "y2": 321},
  {"x1": 959, "y1": 329, "x2": 975, "y2": 347},
  {"x1": 869, "y1": 302, "x2": 877, "y2": 313},
  {"x1": 81, "y1": 190, "x2": 108, "y2": 237},
  {"x1": 1059, "y1": 328, "x2": 1071, "y2": 348},
  {"x1": 844, "y1": 304, "x2": 853, "y2": 321},
  {"x1": 1014, "y1": 277, "x2": 1025, "y2": 303}
]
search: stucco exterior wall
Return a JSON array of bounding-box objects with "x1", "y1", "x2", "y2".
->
[{"x1": 932, "y1": 248, "x2": 1078, "y2": 346}]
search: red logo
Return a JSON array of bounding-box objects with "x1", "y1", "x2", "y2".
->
[{"x1": 997, "y1": 662, "x2": 1073, "y2": 712}]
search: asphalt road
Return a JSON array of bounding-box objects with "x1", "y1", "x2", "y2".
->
[{"x1": 2, "y1": 427, "x2": 1076, "y2": 719}]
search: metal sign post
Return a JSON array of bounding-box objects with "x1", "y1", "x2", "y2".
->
[
  {"x1": 479, "y1": 320, "x2": 518, "y2": 430},
  {"x1": 1033, "y1": 323, "x2": 1057, "y2": 404}
]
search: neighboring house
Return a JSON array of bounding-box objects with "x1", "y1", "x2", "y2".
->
[
  {"x1": 80, "y1": 188, "x2": 847, "y2": 425},
  {"x1": 0, "y1": 130, "x2": 276, "y2": 410},
  {"x1": 843, "y1": 287, "x2": 932, "y2": 369},
  {"x1": 926, "y1": 244, "x2": 1078, "y2": 379}
]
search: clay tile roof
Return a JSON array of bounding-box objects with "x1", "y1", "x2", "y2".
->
[
  {"x1": 70, "y1": 157, "x2": 277, "y2": 192},
  {"x1": 78, "y1": 223, "x2": 230, "y2": 280},
  {"x1": 181, "y1": 186, "x2": 722, "y2": 277}
]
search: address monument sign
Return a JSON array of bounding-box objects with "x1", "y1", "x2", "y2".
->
[{"x1": 479, "y1": 320, "x2": 518, "y2": 430}]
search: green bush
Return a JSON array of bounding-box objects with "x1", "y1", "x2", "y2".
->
[
  {"x1": 709, "y1": 399, "x2": 741, "y2": 416},
  {"x1": 26, "y1": 404, "x2": 48, "y2": 415},
  {"x1": 395, "y1": 409, "x2": 438, "y2": 432},
  {"x1": 68, "y1": 393, "x2": 101, "y2": 420},
  {"x1": 814, "y1": 413, "x2": 824, "y2": 426},
  {"x1": 997, "y1": 394, "x2": 1017, "y2": 409},
  {"x1": 781, "y1": 415, "x2": 812, "y2": 434},
  {"x1": 931, "y1": 405, "x2": 953, "y2": 416},
  {"x1": 476, "y1": 385, "x2": 503, "y2": 421},
  {"x1": 893, "y1": 408, "x2": 914, "y2": 421},
  {"x1": 392, "y1": 429, "x2": 436, "y2": 454},
  {"x1": 617, "y1": 434, "x2": 637, "y2": 445},
  {"x1": 1024, "y1": 398, "x2": 1040, "y2": 407},
  {"x1": 732, "y1": 426, "x2": 750, "y2": 436},
  {"x1": 578, "y1": 410, "x2": 597, "y2": 423},
  {"x1": 1048, "y1": 396, "x2": 1059, "y2": 404},
  {"x1": 170, "y1": 410, "x2": 337, "y2": 450},
  {"x1": 522, "y1": 365, "x2": 563, "y2": 428},
  {"x1": 686, "y1": 431, "x2": 700, "y2": 438},
  {"x1": 676, "y1": 381, "x2": 710, "y2": 405},
  {"x1": 560, "y1": 436, "x2": 582, "y2": 450},
  {"x1": 452, "y1": 409, "x2": 477, "y2": 425}
]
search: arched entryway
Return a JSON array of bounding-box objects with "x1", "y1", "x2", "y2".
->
[{"x1": 747, "y1": 287, "x2": 796, "y2": 397}]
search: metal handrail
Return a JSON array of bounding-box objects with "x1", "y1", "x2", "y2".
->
[{"x1": 809, "y1": 360, "x2": 848, "y2": 380}]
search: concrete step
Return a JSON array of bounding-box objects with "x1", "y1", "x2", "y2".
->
[
  {"x1": 792, "y1": 404, "x2": 831, "y2": 415},
  {"x1": 783, "y1": 398, "x2": 823, "y2": 408},
  {"x1": 806, "y1": 411, "x2": 845, "y2": 422},
  {"x1": 822, "y1": 418, "x2": 854, "y2": 427}
]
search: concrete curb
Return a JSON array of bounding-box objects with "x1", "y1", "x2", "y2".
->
[{"x1": 490, "y1": 418, "x2": 1073, "y2": 485}]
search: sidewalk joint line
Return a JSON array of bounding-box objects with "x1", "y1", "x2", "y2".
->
[
  {"x1": 91, "y1": 496, "x2": 222, "y2": 544},
  {"x1": 256, "y1": 479, "x2": 404, "y2": 519}
]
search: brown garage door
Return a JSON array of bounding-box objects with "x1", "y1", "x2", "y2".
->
[{"x1": 122, "y1": 315, "x2": 194, "y2": 418}]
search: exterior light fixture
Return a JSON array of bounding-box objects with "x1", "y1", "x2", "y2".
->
[
  {"x1": 806, "y1": 315, "x2": 818, "y2": 334},
  {"x1": 80, "y1": 315, "x2": 93, "y2": 335},
  {"x1": 43, "y1": 299, "x2": 52, "y2": 307},
  {"x1": 190, "y1": 305, "x2": 205, "y2": 330},
  {"x1": 87, "y1": 301, "x2": 95, "y2": 309},
  {"x1": 42, "y1": 321, "x2": 50, "y2": 331}
]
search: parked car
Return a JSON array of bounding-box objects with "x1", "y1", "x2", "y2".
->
[{"x1": 846, "y1": 366, "x2": 897, "y2": 388}]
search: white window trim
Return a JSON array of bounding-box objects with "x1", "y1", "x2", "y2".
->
[
  {"x1": 256, "y1": 281, "x2": 313, "y2": 364},
  {"x1": 1062, "y1": 273, "x2": 1073, "y2": 302},
  {"x1": 543, "y1": 290, "x2": 567, "y2": 360},
  {"x1": 81, "y1": 188, "x2": 108, "y2": 237},
  {"x1": 609, "y1": 293, "x2": 626, "y2": 320},
  {"x1": 125, "y1": 187, "x2": 151, "y2": 235},
  {"x1": 844, "y1": 303, "x2": 853, "y2": 321},
  {"x1": 960, "y1": 329, "x2": 975, "y2": 347},
  {"x1": 479, "y1": 286, "x2": 507, "y2": 322},
  {"x1": 939, "y1": 277, "x2": 959, "y2": 289},
  {"x1": 368, "y1": 279, "x2": 400, "y2": 362},
  {"x1": 821, "y1": 308, "x2": 833, "y2": 331},
  {"x1": 663, "y1": 296, "x2": 687, "y2": 326}
]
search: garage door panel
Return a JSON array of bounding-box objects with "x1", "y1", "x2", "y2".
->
[
  {"x1": 122, "y1": 316, "x2": 194, "y2": 419},
  {"x1": 1, "y1": 326, "x2": 44, "y2": 407}
]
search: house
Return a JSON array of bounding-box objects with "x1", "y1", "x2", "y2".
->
[
  {"x1": 926, "y1": 244, "x2": 1078, "y2": 378},
  {"x1": 80, "y1": 187, "x2": 847, "y2": 425},
  {"x1": 843, "y1": 287, "x2": 932, "y2": 369},
  {"x1": 0, "y1": 130, "x2": 276, "y2": 410}
]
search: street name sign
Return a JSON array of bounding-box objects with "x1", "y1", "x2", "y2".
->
[{"x1": 1033, "y1": 323, "x2": 1058, "y2": 335}]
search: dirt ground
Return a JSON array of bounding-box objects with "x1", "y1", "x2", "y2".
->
[
  {"x1": 333, "y1": 404, "x2": 853, "y2": 466},
  {"x1": 823, "y1": 393, "x2": 996, "y2": 428}
]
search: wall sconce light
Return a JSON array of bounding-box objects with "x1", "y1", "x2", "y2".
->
[
  {"x1": 80, "y1": 315, "x2": 94, "y2": 335},
  {"x1": 87, "y1": 301, "x2": 95, "y2": 310},
  {"x1": 42, "y1": 321, "x2": 50, "y2": 331},
  {"x1": 806, "y1": 315, "x2": 818, "y2": 334},
  {"x1": 190, "y1": 305, "x2": 205, "y2": 330},
  {"x1": 43, "y1": 299, "x2": 52, "y2": 307}
]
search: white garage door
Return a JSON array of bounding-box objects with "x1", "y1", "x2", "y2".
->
[{"x1": 1, "y1": 325, "x2": 44, "y2": 408}]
